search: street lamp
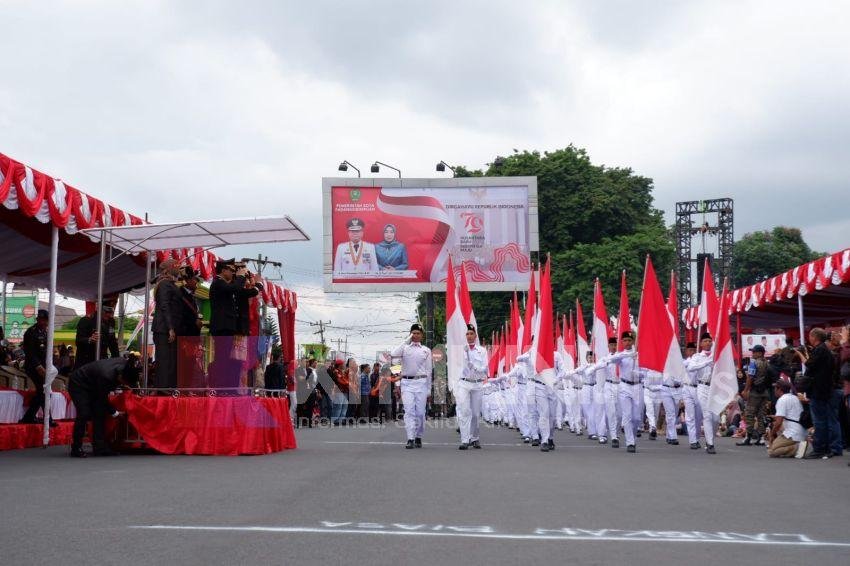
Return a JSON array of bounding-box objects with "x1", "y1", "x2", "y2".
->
[
  {"x1": 338, "y1": 160, "x2": 360, "y2": 177},
  {"x1": 371, "y1": 161, "x2": 401, "y2": 178},
  {"x1": 436, "y1": 160, "x2": 455, "y2": 174}
]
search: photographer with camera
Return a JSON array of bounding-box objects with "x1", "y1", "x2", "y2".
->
[
  {"x1": 208, "y1": 259, "x2": 256, "y2": 389},
  {"x1": 766, "y1": 379, "x2": 806, "y2": 458},
  {"x1": 797, "y1": 328, "x2": 841, "y2": 459}
]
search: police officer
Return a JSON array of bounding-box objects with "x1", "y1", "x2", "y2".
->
[
  {"x1": 19, "y1": 309, "x2": 55, "y2": 426},
  {"x1": 456, "y1": 324, "x2": 488, "y2": 450},
  {"x1": 391, "y1": 323, "x2": 432, "y2": 449},
  {"x1": 333, "y1": 218, "x2": 379, "y2": 275},
  {"x1": 68, "y1": 354, "x2": 141, "y2": 457}
]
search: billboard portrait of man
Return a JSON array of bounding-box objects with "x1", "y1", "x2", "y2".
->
[{"x1": 333, "y1": 217, "x2": 379, "y2": 275}]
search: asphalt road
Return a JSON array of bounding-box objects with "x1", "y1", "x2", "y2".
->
[{"x1": 1, "y1": 418, "x2": 848, "y2": 566}]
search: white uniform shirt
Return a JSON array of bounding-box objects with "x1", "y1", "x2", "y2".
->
[
  {"x1": 391, "y1": 341, "x2": 433, "y2": 378},
  {"x1": 506, "y1": 361, "x2": 528, "y2": 385},
  {"x1": 610, "y1": 348, "x2": 639, "y2": 383},
  {"x1": 684, "y1": 349, "x2": 713, "y2": 385},
  {"x1": 333, "y1": 241, "x2": 379, "y2": 274},
  {"x1": 462, "y1": 343, "x2": 488, "y2": 381}
]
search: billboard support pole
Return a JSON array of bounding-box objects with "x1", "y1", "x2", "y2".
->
[
  {"x1": 0, "y1": 273, "x2": 6, "y2": 334},
  {"x1": 426, "y1": 292, "x2": 435, "y2": 349}
]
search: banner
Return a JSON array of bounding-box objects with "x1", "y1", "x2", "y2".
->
[
  {"x1": 3, "y1": 295, "x2": 38, "y2": 345},
  {"x1": 323, "y1": 177, "x2": 538, "y2": 292},
  {"x1": 742, "y1": 334, "x2": 786, "y2": 356}
]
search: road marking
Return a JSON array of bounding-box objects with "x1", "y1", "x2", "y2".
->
[
  {"x1": 321, "y1": 440, "x2": 669, "y2": 449},
  {"x1": 129, "y1": 525, "x2": 850, "y2": 548}
]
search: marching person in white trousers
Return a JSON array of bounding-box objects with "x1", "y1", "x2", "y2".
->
[
  {"x1": 506, "y1": 357, "x2": 532, "y2": 442},
  {"x1": 578, "y1": 352, "x2": 599, "y2": 440},
  {"x1": 681, "y1": 341, "x2": 703, "y2": 449},
  {"x1": 519, "y1": 350, "x2": 556, "y2": 452},
  {"x1": 610, "y1": 331, "x2": 641, "y2": 453},
  {"x1": 659, "y1": 366, "x2": 683, "y2": 445},
  {"x1": 456, "y1": 325, "x2": 488, "y2": 450},
  {"x1": 602, "y1": 337, "x2": 622, "y2": 448},
  {"x1": 686, "y1": 332, "x2": 718, "y2": 455},
  {"x1": 643, "y1": 369, "x2": 664, "y2": 440},
  {"x1": 391, "y1": 323, "x2": 433, "y2": 449}
]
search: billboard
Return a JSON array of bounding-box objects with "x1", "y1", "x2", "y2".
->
[
  {"x1": 3, "y1": 295, "x2": 38, "y2": 345},
  {"x1": 323, "y1": 177, "x2": 538, "y2": 292}
]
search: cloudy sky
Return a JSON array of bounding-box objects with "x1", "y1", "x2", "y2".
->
[{"x1": 2, "y1": 1, "x2": 848, "y2": 360}]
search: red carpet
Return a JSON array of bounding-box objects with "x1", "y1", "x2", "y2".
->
[{"x1": 0, "y1": 421, "x2": 74, "y2": 451}]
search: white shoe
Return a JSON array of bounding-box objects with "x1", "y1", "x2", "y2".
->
[{"x1": 794, "y1": 440, "x2": 808, "y2": 459}]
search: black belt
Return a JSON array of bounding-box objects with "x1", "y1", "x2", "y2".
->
[
  {"x1": 517, "y1": 380, "x2": 527, "y2": 385},
  {"x1": 605, "y1": 379, "x2": 619, "y2": 384},
  {"x1": 686, "y1": 383, "x2": 698, "y2": 387},
  {"x1": 699, "y1": 381, "x2": 711, "y2": 386},
  {"x1": 530, "y1": 378, "x2": 547, "y2": 385},
  {"x1": 663, "y1": 384, "x2": 682, "y2": 388},
  {"x1": 583, "y1": 382, "x2": 596, "y2": 386},
  {"x1": 402, "y1": 375, "x2": 427, "y2": 380},
  {"x1": 462, "y1": 378, "x2": 485, "y2": 383},
  {"x1": 572, "y1": 385, "x2": 582, "y2": 389},
  {"x1": 621, "y1": 379, "x2": 639, "y2": 385}
]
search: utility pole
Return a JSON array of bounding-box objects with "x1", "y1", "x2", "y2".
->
[{"x1": 309, "y1": 320, "x2": 331, "y2": 347}]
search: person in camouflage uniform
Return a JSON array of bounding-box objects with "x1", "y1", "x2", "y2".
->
[{"x1": 737, "y1": 345, "x2": 776, "y2": 446}]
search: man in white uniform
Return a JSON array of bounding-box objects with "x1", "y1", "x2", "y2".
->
[
  {"x1": 456, "y1": 325, "x2": 488, "y2": 450},
  {"x1": 602, "y1": 337, "x2": 622, "y2": 448},
  {"x1": 659, "y1": 361, "x2": 683, "y2": 445},
  {"x1": 681, "y1": 341, "x2": 703, "y2": 449},
  {"x1": 391, "y1": 323, "x2": 433, "y2": 449},
  {"x1": 610, "y1": 332, "x2": 641, "y2": 453},
  {"x1": 333, "y1": 217, "x2": 379, "y2": 275},
  {"x1": 579, "y1": 352, "x2": 599, "y2": 440},
  {"x1": 506, "y1": 357, "x2": 532, "y2": 442},
  {"x1": 643, "y1": 369, "x2": 664, "y2": 440},
  {"x1": 683, "y1": 333, "x2": 718, "y2": 454}
]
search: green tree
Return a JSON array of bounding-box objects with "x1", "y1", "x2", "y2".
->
[
  {"x1": 732, "y1": 227, "x2": 822, "y2": 287},
  {"x1": 419, "y1": 146, "x2": 674, "y2": 341}
]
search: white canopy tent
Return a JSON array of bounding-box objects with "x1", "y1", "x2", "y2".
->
[{"x1": 79, "y1": 215, "x2": 310, "y2": 393}]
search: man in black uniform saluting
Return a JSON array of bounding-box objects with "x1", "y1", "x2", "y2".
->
[{"x1": 68, "y1": 354, "x2": 141, "y2": 458}]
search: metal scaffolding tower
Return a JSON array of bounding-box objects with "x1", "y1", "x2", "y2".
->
[{"x1": 674, "y1": 199, "x2": 734, "y2": 310}]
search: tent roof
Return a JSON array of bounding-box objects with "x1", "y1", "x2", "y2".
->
[
  {"x1": 1, "y1": 151, "x2": 303, "y2": 309},
  {"x1": 683, "y1": 248, "x2": 850, "y2": 330},
  {"x1": 80, "y1": 216, "x2": 309, "y2": 253}
]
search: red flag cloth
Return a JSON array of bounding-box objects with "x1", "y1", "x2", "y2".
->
[
  {"x1": 489, "y1": 331, "x2": 500, "y2": 376},
  {"x1": 535, "y1": 258, "x2": 555, "y2": 380},
  {"x1": 458, "y1": 262, "x2": 474, "y2": 325},
  {"x1": 667, "y1": 270, "x2": 679, "y2": 340},
  {"x1": 592, "y1": 278, "x2": 610, "y2": 361},
  {"x1": 446, "y1": 256, "x2": 459, "y2": 322},
  {"x1": 617, "y1": 270, "x2": 631, "y2": 351},
  {"x1": 708, "y1": 280, "x2": 738, "y2": 414},
  {"x1": 522, "y1": 268, "x2": 537, "y2": 353},
  {"x1": 699, "y1": 257, "x2": 719, "y2": 335},
  {"x1": 637, "y1": 256, "x2": 684, "y2": 379},
  {"x1": 575, "y1": 299, "x2": 589, "y2": 362},
  {"x1": 520, "y1": 269, "x2": 537, "y2": 353},
  {"x1": 111, "y1": 393, "x2": 297, "y2": 455}
]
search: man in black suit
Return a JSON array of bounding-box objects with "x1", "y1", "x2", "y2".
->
[
  {"x1": 208, "y1": 259, "x2": 249, "y2": 389},
  {"x1": 19, "y1": 309, "x2": 56, "y2": 426},
  {"x1": 177, "y1": 266, "x2": 204, "y2": 387},
  {"x1": 74, "y1": 305, "x2": 119, "y2": 369},
  {"x1": 152, "y1": 259, "x2": 182, "y2": 389}
]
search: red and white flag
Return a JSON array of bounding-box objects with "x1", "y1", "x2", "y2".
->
[
  {"x1": 616, "y1": 270, "x2": 631, "y2": 351},
  {"x1": 510, "y1": 293, "x2": 521, "y2": 366},
  {"x1": 445, "y1": 256, "x2": 467, "y2": 392},
  {"x1": 698, "y1": 257, "x2": 719, "y2": 334},
  {"x1": 667, "y1": 270, "x2": 679, "y2": 340},
  {"x1": 575, "y1": 298, "x2": 590, "y2": 364},
  {"x1": 521, "y1": 267, "x2": 537, "y2": 354},
  {"x1": 708, "y1": 280, "x2": 737, "y2": 414},
  {"x1": 591, "y1": 278, "x2": 610, "y2": 362},
  {"x1": 533, "y1": 257, "x2": 556, "y2": 386},
  {"x1": 637, "y1": 256, "x2": 685, "y2": 381}
]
